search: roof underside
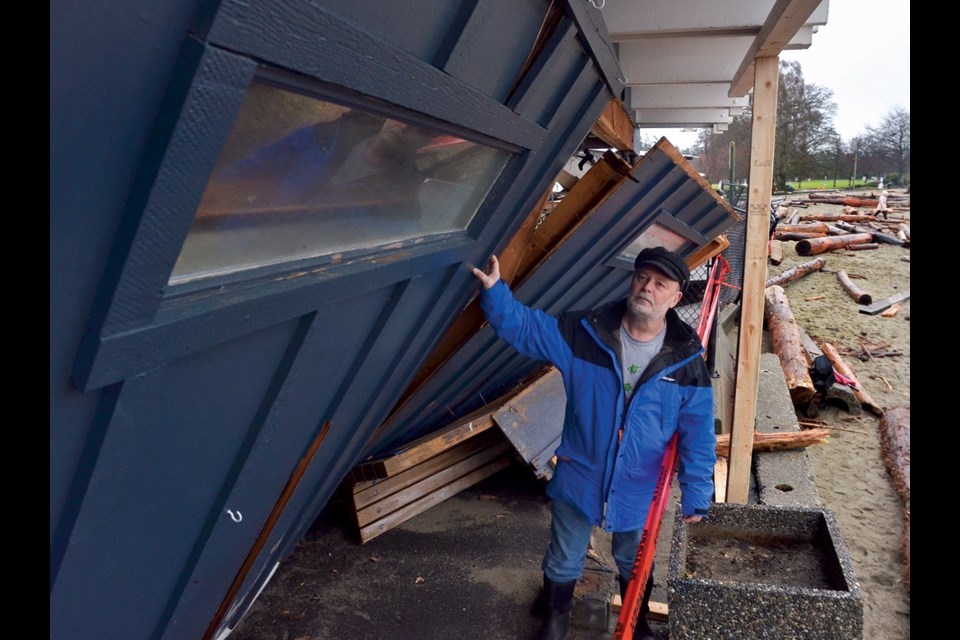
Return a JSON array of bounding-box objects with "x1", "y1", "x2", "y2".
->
[{"x1": 597, "y1": 0, "x2": 829, "y2": 133}]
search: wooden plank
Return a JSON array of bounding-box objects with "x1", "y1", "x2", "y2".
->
[
  {"x1": 355, "y1": 440, "x2": 512, "y2": 527},
  {"x1": 517, "y1": 151, "x2": 633, "y2": 286},
  {"x1": 727, "y1": 56, "x2": 779, "y2": 505},
  {"x1": 611, "y1": 596, "x2": 668, "y2": 622},
  {"x1": 859, "y1": 290, "x2": 910, "y2": 315},
  {"x1": 351, "y1": 428, "x2": 505, "y2": 507},
  {"x1": 713, "y1": 457, "x2": 728, "y2": 504},
  {"x1": 358, "y1": 456, "x2": 512, "y2": 543},
  {"x1": 687, "y1": 234, "x2": 731, "y2": 271},
  {"x1": 350, "y1": 403, "x2": 498, "y2": 480}
]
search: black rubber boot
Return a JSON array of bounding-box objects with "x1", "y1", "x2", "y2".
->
[
  {"x1": 618, "y1": 574, "x2": 656, "y2": 640},
  {"x1": 534, "y1": 575, "x2": 577, "y2": 640}
]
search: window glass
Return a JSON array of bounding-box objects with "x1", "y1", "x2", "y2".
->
[
  {"x1": 619, "y1": 221, "x2": 687, "y2": 262},
  {"x1": 169, "y1": 82, "x2": 510, "y2": 285}
]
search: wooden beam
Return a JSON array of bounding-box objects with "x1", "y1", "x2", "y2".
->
[
  {"x1": 727, "y1": 56, "x2": 779, "y2": 504},
  {"x1": 590, "y1": 98, "x2": 635, "y2": 152},
  {"x1": 687, "y1": 234, "x2": 731, "y2": 271},
  {"x1": 730, "y1": 0, "x2": 824, "y2": 96}
]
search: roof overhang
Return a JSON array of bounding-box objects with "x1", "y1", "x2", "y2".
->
[{"x1": 595, "y1": 0, "x2": 829, "y2": 132}]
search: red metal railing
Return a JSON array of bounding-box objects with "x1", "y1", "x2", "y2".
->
[{"x1": 613, "y1": 255, "x2": 732, "y2": 640}]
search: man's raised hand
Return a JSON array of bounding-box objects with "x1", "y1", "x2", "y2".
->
[{"x1": 472, "y1": 255, "x2": 501, "y2": 289}]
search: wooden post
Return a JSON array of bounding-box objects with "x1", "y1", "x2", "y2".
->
[{"x1": 727, "y1": 56, "x2": 779, "y2": 505}]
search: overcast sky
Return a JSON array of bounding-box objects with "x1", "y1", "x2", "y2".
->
[{"x1": 643, "y1": 0, "x2": 911, "y2": 150}]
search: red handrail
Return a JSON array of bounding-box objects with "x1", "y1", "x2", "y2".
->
[{"x1": 613, "y1": 255, "x2": 731, "y2": 640}]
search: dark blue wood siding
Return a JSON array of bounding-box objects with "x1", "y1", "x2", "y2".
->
[{"x1": 51, "y1": 1, "x2": 623, "y2": 638}]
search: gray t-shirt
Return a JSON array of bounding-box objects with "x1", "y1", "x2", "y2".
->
[{"x1": 620, "y1": 323, "x2": 666, "y2": 400}]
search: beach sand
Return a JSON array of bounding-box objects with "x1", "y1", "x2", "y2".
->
[{"x1": 766, "y1": 189, "x2": 910, "y2": 638}]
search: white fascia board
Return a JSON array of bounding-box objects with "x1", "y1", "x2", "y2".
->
[
  {"x1": 634, "y1": 108, "x2": 734, "y2": 125},
  {"x1": 784, "y1": 25, "x2": 816, "y2": 49},
  {"x1": 713, "y1": 123, "x2": 730, "y2": 133},
  {"x1": 602, "y1": 0, "x2": 829, "y2": 40},
  {"x1": 627, "y1": 84, "x2": 751, "y2": 109},
  {"x1": 618, "y1": 37, "x2": 754, "y2": 84}
]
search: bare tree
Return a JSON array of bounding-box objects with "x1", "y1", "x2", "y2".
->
[
  {"x1": 692, "y1": 60, "x2": 838, "y2": 193},
  {"x1": 862, "y1": 107, "x2": 910, "y2": 181}
]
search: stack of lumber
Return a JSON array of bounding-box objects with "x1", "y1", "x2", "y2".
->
[{"x1": 345, "y1": 398, "x2": 519, "y2": 543}]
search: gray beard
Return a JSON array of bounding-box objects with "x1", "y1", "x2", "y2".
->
[{"x1": 626, "y1": 295, "x2": 656, "y2": 322}]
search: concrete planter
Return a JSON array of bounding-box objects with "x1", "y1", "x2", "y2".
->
[{"x1": 667, "y1": 503, "x2": 863, "y2": 639}]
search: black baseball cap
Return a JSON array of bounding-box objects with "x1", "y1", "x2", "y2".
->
[{"x1": 633, "y1": 246, "x2": 690, "y2": 291}]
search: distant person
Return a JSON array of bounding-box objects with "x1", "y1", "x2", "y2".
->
[
  {"x1": 875, "y1": 190, "x2": 889, "y2": 220},
  {"x1": 472, "y1": 247, "x2": 716, "y2": 640},
  {"x1": 878, "y1": 177, "x2": 884, "y2": 190}
]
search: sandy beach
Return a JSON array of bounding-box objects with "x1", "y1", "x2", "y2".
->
[{"x1": 766, "y1": 189, "x2": 910, "y2": 638}]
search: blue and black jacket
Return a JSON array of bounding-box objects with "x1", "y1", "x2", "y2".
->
[{"x1": 480, "y1": 279, "x2": 716, "y2": 532}]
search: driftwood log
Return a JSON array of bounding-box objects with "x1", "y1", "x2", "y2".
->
[
  {"x1": 836, "y1": 270, "x2": 873, "y2": 304},
  {"x1": 714, "y1": 429, "x2": 830, "y2": 457},
  {"x1": 902, "y1": 505, "x2": 910, "y2": 592},
  {"x1": 775, "y1": 231, "x2": 826, "y2": 241},
  {"x1": 764, "y1": 285, "x2": 816, "y2": 404},
  {"x1": 776, "y1": 222, "x2": 830, "y2": 234},
  {"x1": 821, "y1": 342, "x2": 883, "y2": 416},
  {"x1": 899, "y1": 223, "x2": 910, "y2": 242},
  {"x1": 846, "y1": 242, "x2": 879, "y2": 251},
  {"x1": 796, "y1": 233, "x2": 874, "y2": 255},
  {"x1": 799, "y1": 213, "x2": 878, "y2": 222},
  {"x1": 834, "y1": 221, "x2": 905, "y2": 246},
  {"x1": 769, "y1": 238, "x2": 784, "y2": 265},
  {"x1": 879, "y1": 405, "x2": 910, "y2": 592},
  {"x1": 879, "y1": 406, "x2": 910, "y2": 501},
  {"x1": 806, "y1": 194, "x2": 880, "y2": 207},
  {"x1": 765, "y1": 257, "x2": 827, "y2": 288}
]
